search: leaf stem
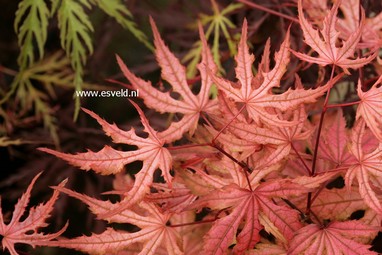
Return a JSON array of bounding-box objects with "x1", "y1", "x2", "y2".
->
[
  {"x1": 326, "y1": 100, "x2": 360, "y2": 108},
  {"x1": 310, "y1": 210, "x2": 322, "y2": 225},
  {"x1": 306, "y1": 66, "x2": 336, "y2": 216},
  {"x1": 0, "y1": 65, "x2": 18, "y2": 76},
  {"x1": 209, "y1": 142, "x2": 253, "y2": 191},
  {"x1": 201, "y1": 112, "x2": 214, "y2": 128},
  {"x1": 291, "y1": 143, "x2": 312, "y2": 175},
  {"x1": 212, "y1": 104, "x2": 245, "y2": 144},
  {"x1": 169, "y1": 218, "x2": 216, "y2": 228},
  {"x1": 166, "y1": 143, "x2": 210, "y2": 150},
  {"x1": 169, "y1": 208, "x2": 225, "y2": 228}
]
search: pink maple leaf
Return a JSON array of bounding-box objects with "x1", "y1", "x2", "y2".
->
[
  {"x1": 49, "y1": 186, "x2": 183, "y2": 255},
  {"x1": 345, "y1": 119, "x2": 382, "y2": 214},
  {"x1": 189, "y1": 177, "x2": 323, "y2": 255},
  {"x1": 292, "y1": 0, "x2": 377, "y2": 74},
  {"x1": 0, "y1": 173, "x2": 67, "y2": 255},
  {"x1": 117, "y1": 18, "x2": 218, "y2": 143},
  {"x1": 288, "y1": 220, "x2": 377, "y2": 255},
  {"x1": 337, "y1": 0, "x2": 382, "y2": 49},
  {"x1": 40, "y1": 101, "x2": 172, "y2": 215},
  {"x1": 212, "y1": 19, "x2": 337, "y2": 126},
  {"x1": 356, "y1": 75, "x2": 382, "y2": 141},
  {"x1": 317, "y1": 109, "x2": 354, "y2": 167}
]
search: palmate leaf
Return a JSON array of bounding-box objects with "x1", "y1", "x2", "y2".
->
[
  {"x1": 218, "y1": 105, "x2": 313, "y2": 165},
  {"x1": 345, "y1": 119, "x2": 382, "y2": 215},
  {"x1": 293, "y1": 0, "x2": 377, "y2": 74},
  {"x1": 0, "y1": 173, "x2": 67, "y2": 255},
  {"x1": 356, "y1": 75, "x2": 382, "y2": 141},
  {"x1": 190, "y1": 181, "x2": 309, "y2": 255},
  {"x1": 308, "y1": 187, "x2": 376, "y2": 221},
  {"x1": 14, "y1": 0, "x2": 49, "y2": 69},
  {"x1": 4, "y1": 51, "x2": 80, "y2": 147},
  {"x1": 11, "y1": 74, "x2": 59, "y2": 147},
  {"x1": 40, "y1": 101, "x2": 172, "y2": 216},
  {"x1": 47, "y1": 187, "x2": 183, "y2": 255},
  {"x1": 187, "y1": 154, "x2": 336, "y2": 255},
  {"x1": 317, "y1": 109, "x2": 354, "y2": 166},
  {"x1": 212, "y1": 19, "x2": 341, "y2": 126},
  {"x1": 288, "y1": 221, "x2": 377, "y2": 255},
  {"x1": 13, "y1": 0, "x2": 151, "y2": 121},
  {"x1": 337, "y1": 0, "x2": 382, "y2": 49},
  {"x1": 118, "y1": 18, "x2": 218, "y2": 143},
  {"x1": 185, "y1": 141, "x2": 338, "y2": 255}
]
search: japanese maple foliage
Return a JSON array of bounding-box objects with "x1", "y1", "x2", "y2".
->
[
  {"x1": 3, "y1": 0, "x2": 382, "y2": 254},
  {"x1": 0, "y1": 173, "x2": 67, "y2": 255}
]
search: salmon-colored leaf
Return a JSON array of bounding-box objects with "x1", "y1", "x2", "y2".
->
[
  {"x1": 190, "y1": 178, "x2": 314, "y2": 254},
  {"x1": 117, "y1": 18, "x2": 218, "y2": 143},
  {"x1": 345, "y1": 119, "x2": 382, "y2": 214},
  {"x1": 356, "y1": 75, "x2": 382, "y2": 141},
  {"x1": 213, "y1": 19, "x2": 338, "y2": 126},
  {"x1": 288, "y1": 221, "x2": 377, "y2": 255},
  {"x1": 50, "y1": 186, "x2": 183, "y2": 255},
  {"x1": 293, "y1": 0, "x2": 376, "y2": 73},
  {"x1": 0, "y1": 173, "x2": 67, "y2": 255},
  {"x1": 40, "y1": 102, "x2": 172, "y2": 215}
]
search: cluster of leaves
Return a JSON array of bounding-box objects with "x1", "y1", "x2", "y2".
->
[{"x1": 2, "y1": 0, "x2": 382, "y2": 254}]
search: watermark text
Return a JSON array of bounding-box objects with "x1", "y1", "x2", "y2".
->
[{"x1": 75, "y1": 89, "x2": 139, "y2": 98}]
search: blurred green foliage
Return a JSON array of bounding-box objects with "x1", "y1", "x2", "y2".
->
[{"x1": 1, "y1": 0, "x2": 153, "y2": 147}]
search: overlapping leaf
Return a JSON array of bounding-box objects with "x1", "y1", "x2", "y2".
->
[
  {"x1": 188, "y1": 160, "x2": 336, "y2": 255},
  {"x1": 293, "y1": 0, "x2": 377, "y2": 74},
  {"x1": 190, "y1": 181, "x2": 309, "y2": 255},
  {"x1": 356, "y1": 75, "x2": 382, "y2": 141},
  {"x1": 247, "y1": 242, "x2": 287, "y2": 255},
  {"x1": 337, "y1": 0, "x2": 382, "y2": 49},
  {"x1": 309, "y1": 187, "x2": 377, "y2": 221},
  {"x1": 49, "y1": 186, "x2": 182, "y2": 255},
  {"x1": 317, "y1": 109, "x2": 354, "y2": 166},
  {"x1": 345, "y1": 119, "x2": 382, "y2": 214},
  {"x1": 212, "y1": 19, "x2": 336, "y2": 126},
  {"x1": 288, "y1": 221, "x2": 377, "y2": 255},
  {"x1": 215, "y1": 105, "x2": 313, "y2": 165},
  {"x1": 15, "y1": 3, "x2": 382, "y2": 254}
]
